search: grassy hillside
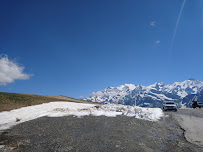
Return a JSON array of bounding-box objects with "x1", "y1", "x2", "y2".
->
[{"x1": 0, "y1": 92, "x2": 93, "y2": 112}]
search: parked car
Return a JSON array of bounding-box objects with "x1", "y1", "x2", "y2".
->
[
  {"x1": 192, "y1": 101, "x2": 203, "y2": 109},
  {"x1": 162, "y1": 101, "x2": 177, "y2": 112}
]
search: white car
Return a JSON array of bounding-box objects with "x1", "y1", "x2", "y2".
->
[{"x1": 162, "y1": 101, "x2": 177, "y2": 112}]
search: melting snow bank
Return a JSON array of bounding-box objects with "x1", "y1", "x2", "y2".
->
[{"x1": 0, "y1": 102, "x2": 164, "y2": 130}]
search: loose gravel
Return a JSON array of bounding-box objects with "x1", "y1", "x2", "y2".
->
[{"x1": 0, "y1": 110, "x2": 203, "y2": 152}]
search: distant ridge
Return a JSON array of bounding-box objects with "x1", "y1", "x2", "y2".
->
[{"x1": 85, "y1": 79, "x2": 203, "y2": 108}]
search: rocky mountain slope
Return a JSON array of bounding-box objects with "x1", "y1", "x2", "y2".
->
[{"x1": 85, "y1": 79, "x2": 203, "y2": 108}]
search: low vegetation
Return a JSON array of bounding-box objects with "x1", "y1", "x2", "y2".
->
[{"x1": 0, "y1": 92, "x2": 93, "y2": 112}]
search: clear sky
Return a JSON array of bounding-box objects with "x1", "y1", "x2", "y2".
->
[{"x1": 0, "y1": 0, "x2": 203, "y2": 98}]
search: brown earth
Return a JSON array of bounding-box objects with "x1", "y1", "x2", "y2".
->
[{"x1": 0, "y1": 92, "x2": 93, "y2": 112}]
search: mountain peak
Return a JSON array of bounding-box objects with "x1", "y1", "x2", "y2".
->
[
  {"x1": 188, "y1": 78, "x2": 196, "y2": 81},
  {"x1": 85, "y1": 79, "x2": 203, "y2": 107},
  {"x1": 117, "y1": 84, "x2": 136, "y2": 91}
]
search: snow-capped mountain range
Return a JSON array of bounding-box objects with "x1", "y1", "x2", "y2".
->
[{"x1": 85, "y1": 79, "x2": 203, "y2": 108}]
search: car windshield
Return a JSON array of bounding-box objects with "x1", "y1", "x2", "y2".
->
[{"x1": 166, "y1": 102, "x2": 175, "y2": 104}]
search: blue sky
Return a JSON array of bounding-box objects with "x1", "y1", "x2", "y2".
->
[{"x1": 0, "y1": 0, "x2": 203, "y2": 98}]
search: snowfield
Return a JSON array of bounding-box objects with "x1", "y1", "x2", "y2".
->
[{"x1": 0, "y1": 102, "x2": 164, "y2": 130}]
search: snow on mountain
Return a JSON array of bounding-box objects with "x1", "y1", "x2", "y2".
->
[
  {"x1": 85, "y1": 79, "x2": 203, "y2": 108},
  {"x1": 161, "y1": 79, "x2": 203, "y2": 98}
]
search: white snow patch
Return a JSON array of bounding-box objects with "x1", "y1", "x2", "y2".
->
[
  {"x1": 179, "y1": 101, "x2": 187, "y2": 109},
  {"x1": 0, "y1": 102, "x2": 164, "y2": 130},
  {"x1": 151, "y1": 92, "x2": 173, "y2": 101},
  {"x1": 124, "y1": 84, "x2": 137, "y2": 90},
  {"x1": 143, "y1": 103, "x2": 150, "y2": 105},
  {"x1": 177, "y1": 91, "x2": 188, "y2": 98}
]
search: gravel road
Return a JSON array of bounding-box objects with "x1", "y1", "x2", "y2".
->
[
  {"x1": 0, "y1": 109, "x2": 203, "y2": 152},
  {"x1": 171, "y1": 109, "x2": 203, "y2": 147}
]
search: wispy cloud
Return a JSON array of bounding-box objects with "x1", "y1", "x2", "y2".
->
[
  {"x1": 0, "y1": 55, "x2": 32, "y2": 86},
  {"x1": 155, "y1": 40, "x2": 160, "y2": 44},
  {"x1": 170, "y1": 0, "x2": 186, "y2": 50},
  {"x1": 150, "y1": 21, "x2": 156, "y2": 27},
  {"x1": 153, "y1": 40, "x2": 160, "y2": 48}
]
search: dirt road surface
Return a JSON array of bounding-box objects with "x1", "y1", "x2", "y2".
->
[{"x1": 0, "y1": 109, "x2": 202, "y2": 152}]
